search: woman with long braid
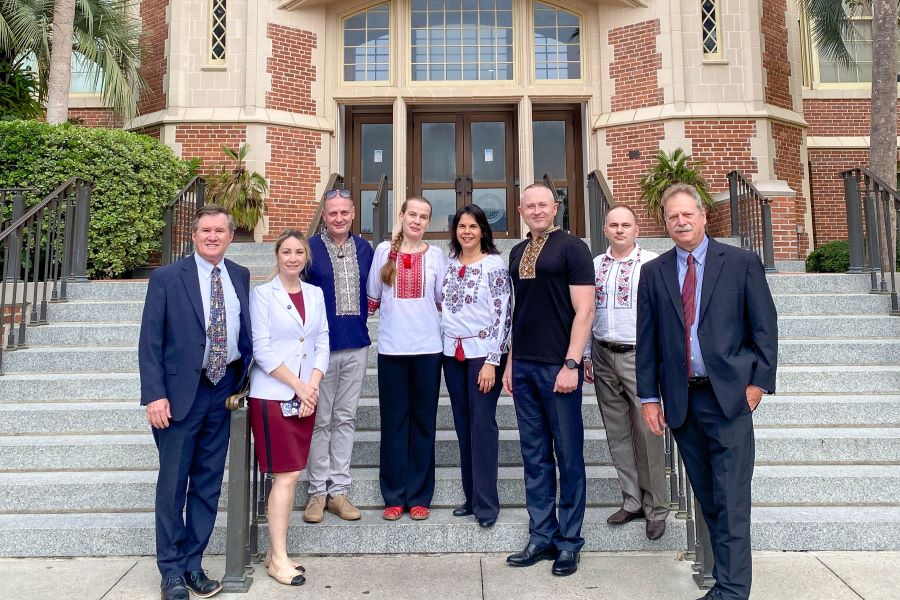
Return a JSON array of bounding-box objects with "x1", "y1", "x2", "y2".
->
[{"x1": 366, "y1": 197, "x2": 447, "y2": 521}]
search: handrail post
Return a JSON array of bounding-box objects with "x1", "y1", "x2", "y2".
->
[
  {"x1": 880, "y1": 190, "x2": 899, "y2": 315},
  {"x1": 728, "y1": 172, "x2": 739, "y2": 235},
  {"x1": 761, "y1": 201, "x2": 777, "y2": 272},
  {"x1": 864, "y1": 183, "x2": 882, "y2": 292},
  {"x1": 222, "y1": 403, "x2": 253, "y2": 592},
  {"x1": 843, "y1": 170, "x2": 866, "y2": 273},
  {"x1": 3, "y1": 190, "x2": 24, "y2": 282},
  {"x1": 162, "y1": 206, "x2": 174, "y2": 266},
  {"x1": 586, "y1": 174, "x2": 603, "y2": 256},
  {"x1": 69, "y1": 181, "x2": 91, "y2": 282},
  {"x1": 692, "y1": 501, "x2": 716, "y2": 589}
]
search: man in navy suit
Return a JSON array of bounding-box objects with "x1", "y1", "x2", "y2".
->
[
  {"x1": 636, "y1": 184, "x2": 777, "y2": 600},
  {"x1": 139, "y1": 205, "x2": 252, "y2": 600}
]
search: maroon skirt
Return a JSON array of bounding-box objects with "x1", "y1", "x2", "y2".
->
[{"x1": 249, "y1": 398, "x2": 315, "y2": 473}]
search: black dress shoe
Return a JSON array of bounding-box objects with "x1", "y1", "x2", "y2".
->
[
  {"x1": 696, "y1": 589, "x2": 721, "y2": 600},
  {"x1": 646, "y1": 519, "x2": 666, "y2": 540},
  {"x1": 160, "y1": 576, "x2": 189, "y2": 600},
  {"x1": 606, "y1": 508, "x2": 643, "y2": 525},
  {"x1": 183, "y1": 570, "x2": 223, "y2": 598},
  {"x1": 452, "y1": 504, "x2": 473, "y2": 517},
  {"x1": 506, "y1": 542, "x2": 558, "y2": 567},
  {"x1": 551, "y1": 550, "x2": 580, "y2": 576},
  {"x1": 477, "y1": 517, "x2": 496, "y2": 528}
]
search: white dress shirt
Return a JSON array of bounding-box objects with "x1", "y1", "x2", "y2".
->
[
  {"x1": 591, "y1": 244, "x2": 658, "y2": 345},
  {"x1": 194, "y1": 253, "x2": 241, "y2": 366}
]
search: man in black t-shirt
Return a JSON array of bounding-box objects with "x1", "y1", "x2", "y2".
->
[{"x1": 501, "y1": 184, "x2": 596, "y2": 576}]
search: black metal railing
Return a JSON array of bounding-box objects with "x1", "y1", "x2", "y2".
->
[
  {"x1": 0, "y1": 178, "x2": 91, "y2": 374},
  {"x1": 541, "y1": 173, "x2": 565, "y2": 230},
  {"x1": 586, "y1": 170, "x2": 612, "y2": 256},
  {"x1": 306, "y1": 173, "x2": 345, "y2": 239},
  {"x1": 843, "y1": 168, "x2": 900, "y2": 313},
  {"x1": 727, "y1": 171, "x2": 777, "y2": 272},
  {"x1": 371, "y1": 174, "x2": 390, "y2": 246},
  {"x1": 162, "y1": 177, "x2": 205, "y2": 266}
]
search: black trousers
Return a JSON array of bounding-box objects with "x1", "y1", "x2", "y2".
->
[
  {"x1": 442, "y1": 354, "x2": 506, "y2": 520},
  {"x1": 377, "y1": 352, "x2": 442, "y2": 507},
  {"x1": 673, "y1": 384, "x2": 755, "y2": 600}
]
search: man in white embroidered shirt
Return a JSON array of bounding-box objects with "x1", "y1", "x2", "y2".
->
[{"x1": 585, "y1": 205, "x2": 668, "y2": 540}]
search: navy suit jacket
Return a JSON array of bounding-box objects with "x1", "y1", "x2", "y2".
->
[
  {"x1": 635, "y1": 238, "x2": 778, "y2": 429},
  {"x1": 138, "y1": 255, "x2": 252, "y2": 421}
]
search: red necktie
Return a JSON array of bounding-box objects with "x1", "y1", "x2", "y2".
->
[{"x1": 681, "y1": 254, "x2": 696, "y2": 377}]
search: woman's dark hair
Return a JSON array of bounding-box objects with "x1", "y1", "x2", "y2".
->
[{"x1": 449, "y1": 204, "x2": 499, "y2": 258}]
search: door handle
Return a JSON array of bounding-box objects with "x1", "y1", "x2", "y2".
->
[{"x1": 465, "y1": 176, "x2": 473, "y2": 198}]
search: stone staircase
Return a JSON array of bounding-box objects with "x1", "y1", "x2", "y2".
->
[{"x1": 0, "y1": 240, "x2": 899, "y2": 556}]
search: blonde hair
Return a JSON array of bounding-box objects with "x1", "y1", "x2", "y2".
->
[
  {"x1": 380, "y1": 196, "x2": 432, "y2": 285},
  {"x1": 272, "y1": 229, "x2": 312, "y2": 279}
]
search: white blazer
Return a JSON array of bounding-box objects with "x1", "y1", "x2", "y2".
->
[{"x1": 249, "y1": 276, "x2": 330, "y2": 401}]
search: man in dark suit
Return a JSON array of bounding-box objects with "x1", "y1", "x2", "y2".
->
[
  {"x1": 636, "y1": 184, "x2": 777, "y2": 600},
  {"x1": 139, "y1": 205, "x2": 252, "y2": 600}
]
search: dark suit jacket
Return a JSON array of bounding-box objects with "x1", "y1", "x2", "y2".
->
[
  {"x1": 138, "y1": 255, "x2": 252, "y2": 421},
  {"x1": 636, "y1": 238, "x2": 778, "y2": 429}
]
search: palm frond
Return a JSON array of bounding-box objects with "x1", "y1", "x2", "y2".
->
[{"x1": 797, "y1": 0, "x2": 860, "y2": 66}]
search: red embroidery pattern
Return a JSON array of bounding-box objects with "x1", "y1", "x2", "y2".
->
[{"x1": 394, "y1": 251, "x2": 425, "y2": 299}]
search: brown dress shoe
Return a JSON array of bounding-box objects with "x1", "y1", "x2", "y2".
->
[
  {"x1": 646, "y1": 519, "x2": 666, "y2": 540},
  {"x1": 303, "y1": 495, "x2": 326, "y2": 523},
  {"x1": 327, "y1": 493, "x2": 362, "y2": 521},
  {"x1": 606, "y1": 508, "x2": 643, "y2": 525}
]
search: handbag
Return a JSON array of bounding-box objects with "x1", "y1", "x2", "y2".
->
[{"x1": 225, "y1": 358, "x2": 253, "y2": 411}]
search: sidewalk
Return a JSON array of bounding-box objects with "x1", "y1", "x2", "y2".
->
[{"x1": 2, "y1": 551, "x2": 897, "y2": 600}]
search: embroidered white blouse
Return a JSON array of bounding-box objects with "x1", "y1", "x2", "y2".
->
[
  {"x1": 440, "y1": 254, "x2": 512, "y2": 365},
  {"x1": 366, "y1": 241, "x2": 446, "y2": 355},
  {"x1": 591, "y1": 244, "x2": 658, "y2": 345}
]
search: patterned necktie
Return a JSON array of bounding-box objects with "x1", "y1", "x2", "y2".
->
[
  {"x1": 207, "y1": 266, "x2": 227, "y2": 385},
  {"x1": 681, "y1": 254, "x2": 696, "y2": 378}
]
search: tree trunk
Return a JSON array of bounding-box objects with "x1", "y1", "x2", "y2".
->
[
  {"x1": 45, "y1": 0, "x2": 77, "y2": 125},
  {"x1": 869, "y1": 0, "x2": 898, "y2": 274}
]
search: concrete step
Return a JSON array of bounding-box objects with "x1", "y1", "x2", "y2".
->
[
  {"x1": 777, "y1": 315, "x2": 900, "y2": 338},
  {"x1": 763, "y1": 274, "x2": 872, "y2": 294},
  {"x1": 772, "y1": 293, "x2": 892, "y2": 315},
  {"x1": 46, "y1": 300, "x2": 144, "y2": 322},
  {"x1": 1, "y1": 505, "x2": 897, "y2": 557},
  {"x1": 4, "y1": 366, "x2": 900, "y2": 401},
  {"x1": 23, "y1": 323, "x2": 142, "y2": 346},
  {"x1": 3, "y1": 428, "x2": 897, "y2": 472},
  {"x1": 776, "y1": 339, "x2": 900, "y2": 365},
  {"x1": 3, "y1": 465, "x2": 897, "y2": 514}
]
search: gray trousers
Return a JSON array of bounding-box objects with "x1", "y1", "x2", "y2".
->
[
  {"x1": 307, "y1": 346, "x2": 368, "y2": 496},
  {"x1": 592, "y1": 338, "x2": 669, "y2": 521}
]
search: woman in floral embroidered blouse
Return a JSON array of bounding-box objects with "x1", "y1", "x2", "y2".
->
[
  {"x1": 366, "y1": 197, "x2": 447, "y2": 521},
  {"x1": 440, "y1": 204, "x2": 512, "y2": 528}
]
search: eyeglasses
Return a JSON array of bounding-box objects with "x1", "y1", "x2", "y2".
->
[{"x1": 324, "y1": 189, "x2": 352, "y2": 200}]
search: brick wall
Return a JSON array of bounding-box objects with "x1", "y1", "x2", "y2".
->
[
  {"x1": 265, "y1": 126, "x2": 322, "y2": 239},
  {"x1": 761, "y1": 0, "x2": 792, "y2": 111},
  {"x1": 68, "y1": 108, "x2": 123, "y2": 128},
  {"x1": 137, "y1": 126, "x2": 161, "y2": 140},
  {"x1": 605, "y1": 122, "x2": 666, "y2": 236},
  {"x1": 804, "y1": 98, "x2": 900, "y2": 137},
  {"x1": 174, "y1": 125, "x2": 247, "y2": 174},
  {"x1": 608, "y1": 20, "x2": 663, "y2": 112},
  {"x1": 808, "y1": 148, "x2": 868, "y2": 245},
  {"x1": 771, "y1": 122, "x2": 808, "y2": 258},
  {"x1": 138, "y1": 0, "x2": 169, "y2": 115},
  {"x1": 685, "y1": 119, "x2": 758, "y2": 190},
  {"x1": 267, "y1": 24, "x2": 316, "y2": 115}
]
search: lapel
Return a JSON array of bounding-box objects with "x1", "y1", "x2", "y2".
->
[
  {"x1": 271, "y1": 276, "x2": 305, "y2": 328},
  {"x1": 659, "y1": 248, "x2": 684, "y2": 327},
  {"x1": 180, "y1": 256, "x2": 205, "y2": 328},
  {"x1": 698, "y1": 238, "x2": 725, "y2": 324}
]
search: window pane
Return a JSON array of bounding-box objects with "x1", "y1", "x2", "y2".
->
[
  {"x1": 532, "y1": 4, "x2": 581, "y2": 80},
  {"x1": 471, "y1": 122, "x2": 506, "y2": 181},
  {"x1": 422, "y1": 189, "x2": 457, "y2": 232},
  {"x1": 421, "y1": 123, "x2": 457, "y2": 183},
  {"x1": 361, "y1": 124, "x2": 393, "y2": 184},
  {"x1": 472, "y1": 188, "x2": 508, "y2": 232},
  {"x1": 344, "y1": 4, "x2": 390, "y2": 82},
  {"x1": 532, "y1": 120, "x2": 567, "y2": 181},
  {"x1": 361, "y1": 190, "x2": 393, "y2": 235}
]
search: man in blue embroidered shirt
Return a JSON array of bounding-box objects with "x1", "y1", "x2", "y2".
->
[{"x1": 304, "y1": 190, "x2": 374, "y2": 523}]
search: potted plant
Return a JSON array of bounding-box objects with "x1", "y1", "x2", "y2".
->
[
  {"x1": 205, "y1": 144, "x2": 268, "y2": 240},
  {"x1": 639, "y1": 148, "x2": 714, "y2": 223}
]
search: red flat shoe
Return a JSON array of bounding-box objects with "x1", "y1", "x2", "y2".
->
[
  {"x1": 383, "y1": 506, "x2": 403, "y2": 521},
  {"x1": 409, "y1": 506, "x2": 430, "y2": 520}
]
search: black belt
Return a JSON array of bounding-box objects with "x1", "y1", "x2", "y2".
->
[
  {"x1": 687, "y1": 376, "x2": 711, "y2": 389},
  {"x1": 598, "y1": 340, "x2": 635, "y2": 353},
  {"x1": 201, "y1": 360, "x2": 242, "y2": 380}
]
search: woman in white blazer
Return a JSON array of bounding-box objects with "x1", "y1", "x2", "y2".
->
[{"x1": 248, "y1": 229, "x2": 329, "y2": 587}]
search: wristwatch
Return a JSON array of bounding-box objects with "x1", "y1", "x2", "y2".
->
[{"x1": 564, "y1": 358, "x2": 580, "y2": 369}]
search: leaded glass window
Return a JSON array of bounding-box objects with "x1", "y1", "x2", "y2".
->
[
  {"x1": 533, "y1": 2, "x2": 580, "y2": 80},
  {"x1": 209, "y1": 0, "x2": 226, "y2": 63},
  {"x1": 410, "y1": 0, "x2": 514, "y2": 82},
  {"x1": 701, "y1": 0, "x2": 719, "y2": 56},
  {"x1": 344, "y1": 3, "x2": 390, "y2": 82},
  {"x1": 814, "y1": 8, "x2": 900, "y2": 84}
]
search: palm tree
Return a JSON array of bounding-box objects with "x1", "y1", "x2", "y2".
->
[
  {"x1": 798, "y1": 0, "x2": 897, "y2": 268},
  {"x1": 46, "y1": 0, "x2": 75, "y2": 124},
  {"x1": 0, "y1": 0, "x2": 144, "y2": 119},
  {"x1": 639, "y1": 148, "x2": 714, "y2": 223},
  {"x1": 206, "y1": 144, "x2": 269, "y2": 232}
]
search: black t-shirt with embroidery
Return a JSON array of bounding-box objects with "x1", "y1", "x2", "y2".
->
[{"x1": 508, "y1": 229, "x2": 595, "y2": 364}]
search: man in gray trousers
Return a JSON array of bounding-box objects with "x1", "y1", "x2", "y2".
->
[
  {"x1": 585, "y1": 205, "x2": 669, "y2": 540},
  {"x1": 304, "y1": 191, "x2": 374, "y2": 522}
]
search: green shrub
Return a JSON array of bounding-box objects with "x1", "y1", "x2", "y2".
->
[
  {"x1": 0, "y1": 120, "x2": 190, "y2": 278},
  {"x1": 806, "y1": 238, "x2": 900, "y2": 273}
]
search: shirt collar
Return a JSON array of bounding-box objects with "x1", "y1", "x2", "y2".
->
[
  {"x1": 604, "y1": 243, "x2": 641, "y2": 263},
  {"x1": 675, "y1": 235, "x2": 709, "y2": 266},
  {"x1": 526, "y1": 225, "x2": 560, "y2": 241},
  {"x1": 194, "y1": 253, "x2": 225, "y2": 279}
]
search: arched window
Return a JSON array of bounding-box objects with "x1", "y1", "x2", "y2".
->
[
  {"x1": 209, "y1": 0, "x2": 227, "y2": 64},
  {"x1": 701, "y1": 0, "x2": 720, "y2": 57},
  {"x1": 533, "y1": 2, "x2": 581, "y2": 80},
  {"x1": 343, "y1": 3, "x2": 391, "y2": 82}
]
